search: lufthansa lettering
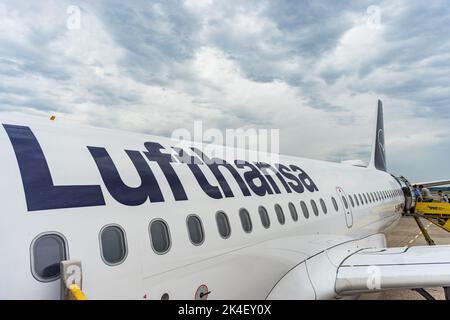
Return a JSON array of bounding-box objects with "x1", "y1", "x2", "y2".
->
[{"x1": 3, "y1": 124, "x2": 319, "y2": 212}]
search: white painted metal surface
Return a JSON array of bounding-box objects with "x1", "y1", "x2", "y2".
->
[{"x1": 336, "y1": 246, "x2": 450, "y2": 294}]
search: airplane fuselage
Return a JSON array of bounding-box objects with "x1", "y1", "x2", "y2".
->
[{"x1": 0, "y1": 115, "x2": 404, "y2": 299}]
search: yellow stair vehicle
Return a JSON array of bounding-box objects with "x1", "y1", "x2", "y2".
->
[{"x1": 415, "y1": 200, "x2": 450, "y2": 233}]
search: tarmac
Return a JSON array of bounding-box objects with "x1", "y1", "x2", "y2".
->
[{"x1": 359, "y1": 215, "x2": 450, "y2": 300}]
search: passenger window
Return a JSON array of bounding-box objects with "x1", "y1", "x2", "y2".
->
[
  {"x1": 239, "y1": 208, "x2": 253, "y2": 233},
  {"x1": 100, "y1": 225, "x2": 127, "y2": 265},
  {"x1": 331, "y1": 197, "x2": 339, "y2": 211},
  {"x1": 342, "y1": 196, "x2": 349, "y2": 209},
  {"x1": 216, "y1": 211, "x2": 231, "y2": 239},
  {"x1": 259, "y1": 206, "x2": 270, "y2": 229},
  {"x1": 31, "y1": 233, "x2": 67, "y2": 282},
  {"x1": 363, "y1": 193, "x2": 368, "y2": 204},
  {"x1": 310, "y1": 200, "x2": 319, "y2": 216},
  {"x1": 320, "y1": 198, "x2": 327, "y2": 214},
  {"x1": 367, "y1": 193, "x2": 371, "y2": 203},
  {"x1": 288, "y1": 202, "x2": 298, "y2": 221},
  {"x1": 354, "y1": 194, "x2": 359, "y2": 206},
  {"x1": 349, "y1": 195, "x2": 355, "y2": 207},
  {"x1": 358, "y1": 194, "x2": 363, "y2": 205},
  {"x1": 300, "y1": 201, "x2": 309, "y2": 218},
  {"x1": 149, "y1": 219, "x2": 171, "y2": 253},
  {"x1": 275, "y1": 204, "x2": 286, "y2": 225},
  {"x1": 187, "y1": 215, "x2": 205, "y2": 245}
]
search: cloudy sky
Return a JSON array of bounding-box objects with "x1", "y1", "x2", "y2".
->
[{"x1": 0, "y1": 0, "x2": 449, "y2": 182}]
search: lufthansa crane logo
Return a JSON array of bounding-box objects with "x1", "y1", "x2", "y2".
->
[{"x1": 377, "y1": 128, "x2": 386, "y2": 167}]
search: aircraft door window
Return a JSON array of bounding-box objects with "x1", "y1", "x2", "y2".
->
[
  {"x1": 320, "y1": 198, "x2": 327, "y2": 214},
  {"x1": 31, "y1": 233, "x2": 67, "y2": 282},
  {"x1": 300, "y1": 201, "x2": 309, "y2": 218},
  {"x1": 288, "y1": 202, "x2": 298, "y2": 221},
  {"x1": 216, "y1": 211, "x2": 231, "y2": 239},
  {"x1": 239, "y1": 208, "x2": 253, "y2": 233},
  {"x1": 149, "y1": 219, "x2": 171, "y2": 254},
  {"x1": 310, "y1": 200, "x2": 319, "y2": 216},
  {"x1": 258, "y1": 206, "x2": 270, "y2": 229},
  {"x1": 186, "y1": 215, "x2": 205, "y2": 245},
  {"x1": 331, "y1": 197, "x2": 339, "y2": 211},
  {"x1": 100, "y1": 225, "x2": 127, "y2": 266},
  {"x1": 275, "y1": 204, "x2": 286, "y2": 225}
]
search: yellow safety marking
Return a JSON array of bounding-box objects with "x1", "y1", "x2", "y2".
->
[{"x1": 69, "y1": 284, "x2": 87, "y2": 300}]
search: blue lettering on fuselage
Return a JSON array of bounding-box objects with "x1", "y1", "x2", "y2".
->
[
  {"x1": 3, "y1": 124, "x2": 105, "y2": 211},
  {"x1": 3, "y1": 125, "x2": 319, "y2": 211}
]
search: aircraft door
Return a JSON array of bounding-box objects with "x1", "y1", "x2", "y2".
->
[{"x1": 336, "y1": 187, "x2": 353, "y2": 228}]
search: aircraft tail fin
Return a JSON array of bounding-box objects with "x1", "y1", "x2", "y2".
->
[{"x1": 368, "y1": 99, "x2": 387, "y2": 171}]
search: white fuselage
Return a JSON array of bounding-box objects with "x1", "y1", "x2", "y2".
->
[{"x1": 0, "y1": 115, "x2": 404, "y2": 299}]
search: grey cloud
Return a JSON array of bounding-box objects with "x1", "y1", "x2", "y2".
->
[{"x1": 0, "y1": 0, "x2": 449, "y2": 181}]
